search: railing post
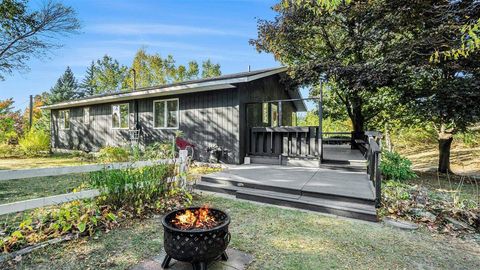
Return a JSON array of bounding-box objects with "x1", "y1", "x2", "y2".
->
[
  {"x1": 350, "y1": 131, "x2": 355, "y2": 149},
  {"x1": 374, "y1": 151, "x2": 382, "y2": 208}
]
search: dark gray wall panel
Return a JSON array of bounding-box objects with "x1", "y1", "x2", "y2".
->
[{"x1": 52, "y1": 88, "x2": 241, "y2": 163}]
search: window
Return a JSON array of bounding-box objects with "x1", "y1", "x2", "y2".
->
[
  {"x1": 271, "y1": 103, "x2": 279, "y2": 127},
  {"x1": 262, "y1": 103, "x2": 269, "y2": 126},
  {"x1": 112, "y1": 104, "x2": 129, "y2": 129},
  {"x1": 154, "y1": 99, "x2": 179, "y2": 129},
  {"x1": 59, "y1": 110, "x2": 70, "y2": 130},
  {"x1": 84, "y1": 107, "x2": 90, "y2": 124}
]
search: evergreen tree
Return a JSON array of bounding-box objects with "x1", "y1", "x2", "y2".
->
[
  {"x1": 49, "y1": 67, "x2": 78, "y2": 104},
  {"x1": 78, "y1": 61, "x2": 97, "y2": 97}
]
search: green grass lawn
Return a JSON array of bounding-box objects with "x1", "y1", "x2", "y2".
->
[
  {"x1": 0, "y1": 155, "x2": 95, "y2": 170},
  {"x1": 0, "y1": 174, "x2": 87, "y2": 204},
  {"x1": 3, "y1": 194, "x2": 479, "y2": 270}
]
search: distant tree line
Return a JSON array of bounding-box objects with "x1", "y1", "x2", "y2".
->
[{"x1": 48, "y1": 48, "x2": 222, "y2": 104}]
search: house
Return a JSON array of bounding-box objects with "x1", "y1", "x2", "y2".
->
[{"x1": 42, "y1": 67, "x2": 308, "y2": 164}]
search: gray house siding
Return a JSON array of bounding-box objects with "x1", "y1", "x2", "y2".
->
[
  {"x1": 237, "y1": 74, "x2": 295, "y2": 163},
  {"x1": 51, "y1": 88, "x2": 240, "y2": 163},
  {"x1": 50, "y1": 73, "x2": 299, "y2": 165}
]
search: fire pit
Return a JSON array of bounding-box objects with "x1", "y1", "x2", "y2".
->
[{"x1": 161, "y1": 206, "x2": 231, "y2": 270}]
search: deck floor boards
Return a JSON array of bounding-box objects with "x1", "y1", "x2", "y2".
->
[
  {"x1": 206, "y1": 164, "x2": 374, "y2": 201},
  {"x1": 323, "y1": 144, "x2": 365, "y2": 162}
]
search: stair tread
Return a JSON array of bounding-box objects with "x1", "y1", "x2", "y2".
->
[
  {"x1": 200, "y1": 174, "x2": 375, "y2": 202},
  {"x1": 196, "y1": 181, "x2": 376, "y2": 214},
  {"x1": 236, "y1": 188, "x2": 376, "y2": 214}
]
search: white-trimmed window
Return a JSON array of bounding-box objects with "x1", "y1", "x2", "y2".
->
[
  {"x1": 154, "y1": 98, "x2": 179, "y2": 129},
  {"x1": 59, "y1": 110, "x2": 70, "y2": 130},
  {"x1": 84, "y1": 107, "x2": 90, "y2": 124},
  {"x1": 112, "y1": 103, "x2": 129, "y2": 129}
]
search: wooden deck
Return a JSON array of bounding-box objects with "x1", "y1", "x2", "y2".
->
[
  {"x1": 323, "y1": 144, "x2": 365, "y2": 162},
  {"x1": 196, "y1": 164, "x2": 377, "y2": 221}
]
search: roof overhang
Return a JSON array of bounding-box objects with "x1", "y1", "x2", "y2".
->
[
  {"x1": 287, "y1": 90, "x2": 308, "y2": 112},
  {"x1": 42, "y1": 83, "x2": 236, "y2": 110},
  {"x1": 41, "y1": 67, "x2": 288, "y2": 110}
]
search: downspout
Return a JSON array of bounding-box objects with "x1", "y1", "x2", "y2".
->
[{"x1": 134, "y1": 99, "x2": 140, "y2": 130}]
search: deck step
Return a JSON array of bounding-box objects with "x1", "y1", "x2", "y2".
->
[
  {"x1": 248, "y1": 155, "x2": 366, "y2": 170},
  {"x1": 318, "y1": 163, "x2": 366, "y2": 172},
  {"x1": 195, "y1": 180, "x2": 377, "y2": 222},
  {"x1": 200, "y1": 175, "x2": 301, "y2": 196},
  {"x1": 236, "y1": 189, "x2": 377, "y2": 222},
  {"x1": 200, "y1": 175, "x2": 374, "y2": 205}
]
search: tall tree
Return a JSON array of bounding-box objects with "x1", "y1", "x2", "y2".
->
[
  {"x1": 0, "y1": 0, "x2": 80, "y2": 80},
  {"x1": 0, "y1": 98, "x2": 23, "y2": 143},
  {"x1": 93, "y1": 55, "x2": 128, "y2": 93},
  {"x1": 201, "y1": 60, "x2": 221, "y2": 78},
  {"x1": 186, "y1": 61, "x2": 199, "y2": 79},
  {"x1": 123, "y1": 48, "x2": 213, "y2": 89},
  {"x1": 78, "y1": 61, "x2": 97, "y2": 97},
  {"x1": 49, "y1": 66, "x2": 77, "y2": 104},
  {"x1": 383, "y1": 0, "x2": 480, "y2": 173},
  {"x1": 251, "y1": 1, "x2": 396, "y2": 137}
]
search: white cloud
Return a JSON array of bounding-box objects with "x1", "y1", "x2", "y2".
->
[
  {"x1": 87, "y1": 23, "x2": 248, "y2": 37},
  {"x1": 98, "y1": 39, "x2": 208, "y2": 51}
]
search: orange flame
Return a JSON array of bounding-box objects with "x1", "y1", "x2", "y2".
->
[{"x1": 172, "y1": 206, "x2": 218, "y2": 230}]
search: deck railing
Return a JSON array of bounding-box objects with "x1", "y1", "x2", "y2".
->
[
  {"x1": 322, "y1": 131, "x2": 354, "y2": 146},
  {"x1": 364, "y1": 131, "x2": 383, "y2": 208},
  {"x1": 247, "y1": 126, "x2": 321, "y2": 158}
]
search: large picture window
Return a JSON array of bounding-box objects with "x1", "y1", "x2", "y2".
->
[
  {"x1": 59, "y1": 110, "x2": 70, "y2": 130},
  {"x1": 112, "y1": 104, "x2": 129, "y2": 129},
  {"x1": 154, "y1": 99, "x2": 179, "y2": 129}
]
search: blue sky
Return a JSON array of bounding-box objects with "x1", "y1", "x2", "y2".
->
[{"x1": 1, "y1": 0, "x2": 304, "y2": 110}]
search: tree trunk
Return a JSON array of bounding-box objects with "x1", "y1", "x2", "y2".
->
[
  {"x1": 351, "y1": 100, "x2": 365, "y2": 139},
  {"x1": 438, "y1": 130, "x2": 453, "y2": 173}
]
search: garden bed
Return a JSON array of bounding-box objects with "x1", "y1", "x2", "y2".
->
[{"x1": 380, "y1": 172, "x2": 479, "y2": 240}]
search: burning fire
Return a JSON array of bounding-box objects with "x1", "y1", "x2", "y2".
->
[{"x1": 172, "y1": 206, "x2": 219, "y2": 230}]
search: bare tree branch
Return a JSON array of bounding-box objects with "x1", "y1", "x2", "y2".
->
[{"x1": 0, "y1": 0, "x2": 80, "y2": 80}]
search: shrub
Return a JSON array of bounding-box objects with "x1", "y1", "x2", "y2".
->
[
  {"x1": 380, "y1": 151, "x2": 417, "y2": 181},
  {"x1": 97, "y1": 146, "x2": 130, "y2": 163},
  {"x1": 89, "y1": 164, "x2": 178, "y2": 215},
  {"x1": 69, "y1": 150, "x2": 96, "y2": 161},
  {"x1": 129, "y1": 144, "x2": 142, "y2": 161},
  {"x1": 18, "y1": 129, "x2": 50, "y2": 157},
  {"x1": 392, "y1": 126, "x2": 437, "y2": 150},
  {"x1": 144, "y1": 142, "x2": 174, "y2": 160},
  {"x1": 0, "y1": 144, "x2": 22, "y2": 158},
  {"x1": 456, "y1": 131, "x2": 480, "y2": 148}
]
